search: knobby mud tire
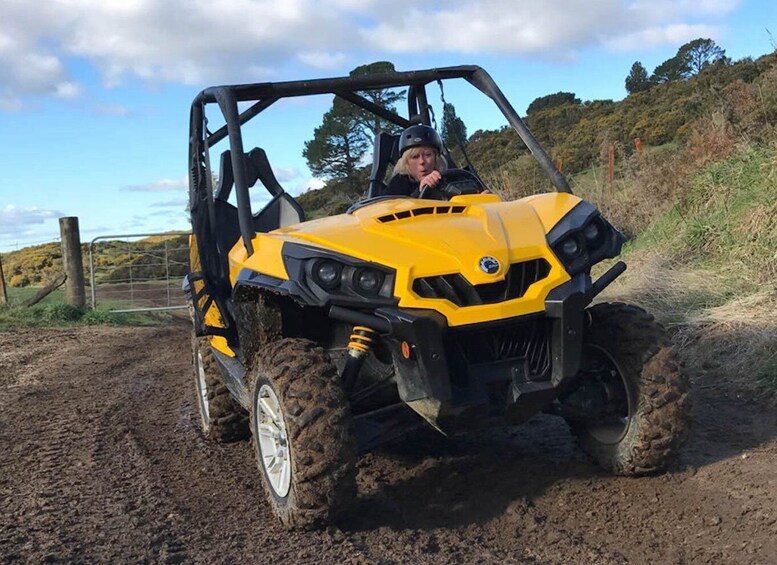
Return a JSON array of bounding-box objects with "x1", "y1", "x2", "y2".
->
[
  {"x1": 192, "y1": 336, "x2": 249, "y2": 442},
  {"x1": 249, "y1": 338, "x2": 357, "y2": 530},
  {"x1": 568, "y1": 302, "x2": 691, "y2": 475}
]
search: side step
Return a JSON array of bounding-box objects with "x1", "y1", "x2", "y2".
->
[{"x1": 211, "y1": 349, "x2": 251, "y2": 410}]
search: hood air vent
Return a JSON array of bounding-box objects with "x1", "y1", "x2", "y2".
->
[{"x1": 377, "y1": 205, "x2": 467, "y2": 224}]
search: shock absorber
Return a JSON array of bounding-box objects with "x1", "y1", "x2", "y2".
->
[{"x1": 342, "y1": 326, "x2": 378, "y2": 391}]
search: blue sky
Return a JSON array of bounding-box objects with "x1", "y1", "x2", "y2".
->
[{"x1": 1, "y1": 0, "x2": 775, "y2": 251}]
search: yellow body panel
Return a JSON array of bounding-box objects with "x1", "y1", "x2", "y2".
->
[
  {"x1": 228, "y1": 235, "x2": 289, "y2": 283},
  {"x1": 189, "y1": 235, "x2": 234, "y2": 356},
  {"x1": 225, "y1": 192, "x2": 583, "y2": 328}
]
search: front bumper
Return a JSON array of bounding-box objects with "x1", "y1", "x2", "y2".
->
[{"x1": 368, "y1": 273, "x2": 592, "y2": 431}]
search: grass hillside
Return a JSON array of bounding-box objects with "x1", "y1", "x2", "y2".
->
[
  {"x1": 1, "y1": 234, "x2": 188, "y2": 289},
  {"x1": 595, "y1": 140, "x2": 777, "y2": 402}
]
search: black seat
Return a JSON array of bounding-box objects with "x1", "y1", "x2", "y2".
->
[
  {"x1": 213, "y1": 148, "x2": 305, "y2": 256},
  {"x1": 367, "y1": 132, "x2": 400, "y2": 198}
]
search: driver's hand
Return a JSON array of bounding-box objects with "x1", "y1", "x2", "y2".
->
[{"x1": 419, "y1": 171, "x2": 441, "y2": 189}]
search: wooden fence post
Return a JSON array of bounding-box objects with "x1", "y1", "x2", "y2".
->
[
  {"x1": 0, "y1": 253, "x2": 7, "y2": 305},
  {"x1": 59, "y1": 217, "x2": 86, "y2": 309}
]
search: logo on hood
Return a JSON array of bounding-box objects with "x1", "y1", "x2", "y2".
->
[{"x1": 479, "y1": 256, "x2": 500, "y2": 274}]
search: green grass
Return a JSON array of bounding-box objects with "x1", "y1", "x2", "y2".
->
[
  {"x1": 622, "y1": 144, "x2": 776, "y2": 291},
  {"x1": 0, "y1": 288, "x2": 174, "y2": 331}
]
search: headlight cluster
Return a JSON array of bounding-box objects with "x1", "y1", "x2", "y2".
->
[
  {"x1": 298, "y1": 255, "x2": 396, "y2": 307},
  {"x1": 308, "y1": 259, "x2": 388, "y2": 296},
  {"x1": 279, "y1": 243, "x2": 397, "y2": 307},
  {"x1": 549, "y1": 205, "x2": 624, "y2": 276}
]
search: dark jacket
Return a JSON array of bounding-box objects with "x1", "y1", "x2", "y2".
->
[
  {"x1": 382, "y1": 174, "x2": 419, "y2": 197},
  {"x1": 381, "y1": 174, "x2": 446, "y2": 199}
]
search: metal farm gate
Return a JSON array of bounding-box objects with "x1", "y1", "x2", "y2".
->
[{"x1": 88, "y1": 231, "x2": 191, "y2": 313}]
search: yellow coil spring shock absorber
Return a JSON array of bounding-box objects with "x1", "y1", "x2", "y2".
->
[
  {"x1": 348, "y1": 326, "x2": 376, "y2": 355},
  {"x1": 342, "y1": 326, "x2": 378, "y2": 390}
]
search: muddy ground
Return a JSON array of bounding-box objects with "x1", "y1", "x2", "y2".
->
[{"x1": 1, "y1": 323, "x2": 776, "y2": 564}]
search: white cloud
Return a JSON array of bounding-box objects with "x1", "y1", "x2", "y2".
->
[
  {"x1": 273, "y1": 167, "x2": 302, "y2": 183},
  {"x1": 365, "y1": 0, "x2": 737, "y2": 56},
  {"x1": 122, "y1": 176, "x2": 188, "y2": 192},
  {"x1": 298, "y1": 51, "x2": 347, "y2": 70},
  {"x1": 0, "y1": 205, "x2": 63, "y2": 236},
  {"x1": 605, "y1": 24, "x2": 722, "y2": 52},
  {"x1": 292, "y1": 177, "x2": 326, "y2": 196},
  {"x1": 0, "y1": 0, "x2": 739, "y2": 108}
]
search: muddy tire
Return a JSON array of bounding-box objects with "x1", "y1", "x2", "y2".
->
[
  {"x1": 249, "y1": 338, "x2": 357, "y2": 529},
  {"x1": 565, "y1": 303, "x2": 690, "y2": 475},
  {"x1": 192, "y1": 336, "x2": 249, "y2": 442}
]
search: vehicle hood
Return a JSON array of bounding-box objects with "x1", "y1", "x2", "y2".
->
[{"x1": 235, "y1": 193, "x2": 584, "y2": 324}]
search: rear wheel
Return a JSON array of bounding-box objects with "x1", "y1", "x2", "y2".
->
[
  {"x1": 249, "y1": 338, "x2": 357, "y2": 529},
  {"x1": 191, "y1": 336, "x2": 249, "y2": 442},
  {"x1": 563, "y1": 303, "x2": 690, "y2": 475}
]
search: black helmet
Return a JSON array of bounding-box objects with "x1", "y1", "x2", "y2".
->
[{"x1": 398, "y1": 124, "x2": 442, "y2": 155}]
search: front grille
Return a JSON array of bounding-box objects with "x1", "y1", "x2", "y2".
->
[
  {"x1": 445, "y1": 316, "x2": 552, "y2": 386},
  {"x1": 412, "y1": 258, "x2": 550, "y2": 306}
]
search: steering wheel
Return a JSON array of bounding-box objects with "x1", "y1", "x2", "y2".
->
[{"x1": 419, "y1": 169, "x2": 487, "y2": 200}]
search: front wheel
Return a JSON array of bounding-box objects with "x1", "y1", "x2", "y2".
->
[
  {"x1": 249, "y1": 338, "x2": 357, "y2": 529},
  {"x1": 563, "y1": 303, "x2": 690, "y2": 475}
]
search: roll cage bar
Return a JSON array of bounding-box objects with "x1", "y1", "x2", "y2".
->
[{"x1": 190, "y1": 66, "x2": 571, "y2": 245}]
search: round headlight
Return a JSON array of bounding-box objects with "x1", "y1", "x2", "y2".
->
[
  {"x1": 315, "y1": 261, "x2": 341, "y2": 288},
  {"x1": 355, "y1": 269, "x2": 382, "y2": 294},
  {"x1": 561, "y1": 237, "x2": 581, "y2": 257},
  {"x1": 583, "y1": 221, "x2": 600, "y2": 242}
]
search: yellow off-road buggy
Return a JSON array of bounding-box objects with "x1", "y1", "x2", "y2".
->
[{"x1": 185, "y1": 66, "x2": 689, "y2": 529}]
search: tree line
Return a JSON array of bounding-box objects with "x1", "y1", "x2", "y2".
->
[
  {"x1": 300, "y1": 38, "x2": 776, "y2": 215},
  {"x1": 625, "y1": 38, "x2": 727, "y2": 94}
]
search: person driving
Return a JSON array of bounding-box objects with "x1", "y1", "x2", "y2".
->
[{"x1": 381, "y1": 124, "x2": 448, "y2": 198}]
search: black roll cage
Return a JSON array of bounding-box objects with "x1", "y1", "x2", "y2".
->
[{"x1": 189, "y1": 65, "x2": 572, "y2": 262}]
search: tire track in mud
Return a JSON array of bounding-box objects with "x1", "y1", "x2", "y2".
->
[
  {"x1": 2, "y1": 324, "x2": 777, "y2": 564},
  {"x1": 0, "y1": 328, "x2": 192, "y2": 563},
  {"x1": 84, "y1": 345, "x2": 193, "y2": 564}
]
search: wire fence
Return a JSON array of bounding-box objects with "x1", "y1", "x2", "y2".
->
[{"x1": 88, "y1": 232, "x2": 191, "y2": 312}]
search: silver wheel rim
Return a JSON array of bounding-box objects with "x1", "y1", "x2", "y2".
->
[
  {"x1": 255, "y1": 384, "x2": 291, "y2": 498},
  {"x1": 584, "y1": 344, "x2": 632, "y2": 445},
  {"x1": 195, "y1": 349, "x2": 210, "y2": 430}
]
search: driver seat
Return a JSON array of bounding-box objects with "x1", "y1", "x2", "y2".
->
[{"x1": 367, "y1": 132, "x2": 400, "y2": 199}]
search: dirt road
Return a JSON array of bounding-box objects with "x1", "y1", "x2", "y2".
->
[{"x1": 1, "y1": 323, "x2": 776, "y2": 564}]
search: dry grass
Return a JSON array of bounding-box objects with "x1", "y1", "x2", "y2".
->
[
  {"x1": 598, "y1": 250, "x2": 733, "y2": 325},
  {"x1": 677, "y1": 292, "x2": 777, "y2": 403},
  {"x1": 599, "y1": 252, "x2": 777, "y2": 404}
]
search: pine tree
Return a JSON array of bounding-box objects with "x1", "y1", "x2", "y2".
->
[
  {"x1": 651, "y1": 38, "x2": 727, "y2": 83},
  {"x1": 677, "y1": 38, "x2": 727, "y2": 77},
  {"x1": 441, "y1": 102, "x2": 467, "y2": 148},
  {"x1": 304, "y1": 62, "x2": 404, "y2": 188},
  {"x1": 349, "y1": 61, "x2": 405, "y2": 144},
  {"x1": 651, "y1": 56, "x2": 686, "y2": 84},
  {"x1": 303, "y1": 97, "x2": 368, "y2": 186},
  {"x1": 625, "y1": 61, "x2": 651, "y2": 94}
]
